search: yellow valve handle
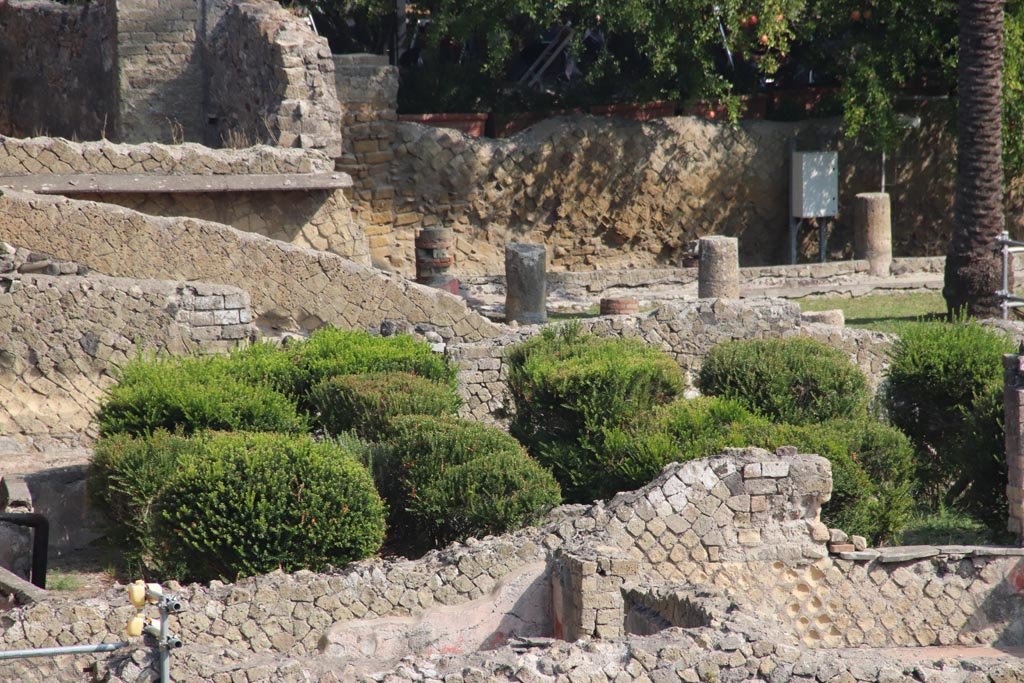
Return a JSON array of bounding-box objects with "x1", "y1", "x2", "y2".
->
[
  {"x1": 128, "y1": 581, "x2": 146, "y2": 609},
  {"x1": 145, "y1": 582, "x2": 164, "y2": 603},
  {"x1": 126, "y1": 613, "x2": 146, "y2": 638}
]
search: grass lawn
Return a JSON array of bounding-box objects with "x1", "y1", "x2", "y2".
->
[{"x1": 798, "y1": 292, "x2": 947, "y2": 335}]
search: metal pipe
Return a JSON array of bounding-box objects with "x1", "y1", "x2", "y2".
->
[
  {"x1": 0, "y1": 512, "x2": 49, "y2": 589},
  {"x1": 1004, "y1": 230, "x2": 1011, "y2": 320},
  {"x1": 0, "y1": 642, "x2": 128, "y2": 660},
  {"x1": 159, "y1": 606, "x2": 170, "y2": 683}
]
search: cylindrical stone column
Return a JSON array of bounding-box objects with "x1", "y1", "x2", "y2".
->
[
  {"x1": 505, "y1": 243, "x2": 547, "y2": 325},
  {"x1": 853, "y1": 192, "x2": 892, "y2": 277},
  {"x1": 697, "y1": 236, "x2": 740, "y2": 299},
  {"x1": 415, "y1": 228, "x2": 459, "y2": 294},
  {"x1": 600, "y1": 298, "x2": 640, "y2": 316}
]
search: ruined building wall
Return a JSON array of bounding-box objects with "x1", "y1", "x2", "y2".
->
[
  {"x1": 386, "y1": 110, "x2": 960, "y2": 275},
  {"x1": 0, "y1": 0, "x2": 117, "y2": 141},
  {"x1": 334, "y1": 54, "x2": 401, "y2": 268},
  {"x1": 0, "y1": 136, "x2": 368, "y2": 264},
  {"x1": 206, "y1": 2, "x2": 342, "y2": 155},
  {"x1": 4, "y1": 448, "x2": 1024, "y2": 683},
  {"x1": 114, "y1": 0, "x2": 205, "y2": 143},
  {"x1": 0, "y1": 189, "x2": 502, "y2": 342},
  {"x1": 0, "y1": 267, "x2": 256, "y2": 446}
]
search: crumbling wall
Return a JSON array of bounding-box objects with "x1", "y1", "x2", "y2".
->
[
  {"x1": 114, "y1": 0, "x2": 205, "y2": 143},
  {"x1": 207, "y1": 2, "x2": 342, "y2": 155},
  {"x1": 449, "y1": 299, "x2": 893, "y2": 424},
  {"x1": 0, "y1": 136, "x2": 367, "y2": 263},
  {"x1": 0, "y1": 265, "x2": 255, "y2": 446},
  {"x1": 4, "y1": 448, "x2": 1024, "y2": 683},
  {"x1": 0, "y1": 189, "x2": 501, "y2": 342},
  {"x1": 376, "y1": 104, "x2": 965, "y2": 275},
  {"x1": 0, "y1": 136, "x2": 333, "y2": 175},
  {"x1": 334, "y1": 54, "x2": 400, "y2": 268},
  {"x1": 0, "y1": 0, "x2": 116, "y2": 140}
]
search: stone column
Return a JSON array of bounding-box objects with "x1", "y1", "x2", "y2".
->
[
  {"x1": 505, "y1": 243, "x2": 547, "y2": 325},
  {"x1": 1004, "y1": 352, "x2": 1024, "y2": 542},
  {"x1": 853, "y1": 192, "x2": 892, "y2": 277},
  {"x1": 414, "y1": 228, "x2": 459, "y2": 294},
  {"x1": 697, "y1": 236, "x2": 739, "y2": 299}
]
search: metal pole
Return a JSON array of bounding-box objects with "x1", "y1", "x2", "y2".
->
[
  {"x1": 1004, "y1": 230, "x2": 1011, "y2": 320},
  {"x1": 0, "y1": 642, "x2": 128, "y2": 660},
  {"x1": 159, "y1": 605, "x2": 170, "y2": 683}
]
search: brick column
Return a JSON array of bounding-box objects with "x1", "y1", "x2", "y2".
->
[{"x1": 1004, "y1": 352, "x2": 1024, "y2": 542}]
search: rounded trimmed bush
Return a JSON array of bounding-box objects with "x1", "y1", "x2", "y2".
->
[
  {"x1": 97, "y1": 356, "x2": 307, "y2": 437},
  {"x1": 89, "y1": 430, "x2": 193, "y2": 573},
  {"x1": 597, "y1": 397, "x2": 914, "y2": 542},
  {"x1": 294, "y1": 328, "x2": 456, "y2": 402},
  {"x1": 154, "y1": 432, "x2": 386, "y2": 582},
  {"x1": 885, "y1": 320, "x2": 1013, "y2": 526},
  {"x1": 378, "y1": 415, "x2": 561, "y2": 550},
  {"x1": 91, "y1": 431, "x2": 385, "y2": 582},
  {"x1": 698, "y1": 337, "x2": 870, "y2": 424},
  {"x1": 506, "y1": 324, "x2": 686, "y2": 502},
  {"x1": 311, "y1": 372, "x2": 460, "y2": 441}
]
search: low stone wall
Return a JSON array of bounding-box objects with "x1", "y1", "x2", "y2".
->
[
  {"x1": 207, "y1": 2, "x2": 342, "y2": 155},
  {"x1": 0, "y1": 136, "x2": 334, "y2": 175},
  {"x1": 0, "y1": 189, "x2": 501, "y2": 342},
  {"x1": 0, "y1": 270, "x2": 255, "y2": 446},
  {"x1": 449, "y1": 299, "x2": 893, "y2": 424},
  {"x1": 4, "y1": 448, "x2": 1024, "y2": 682},
  {"x1": 0, "y1": 0, "x2": 116, "y2": 141}
]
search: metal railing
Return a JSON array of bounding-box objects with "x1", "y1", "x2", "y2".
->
[
  {"x1": 0, "y1": 581, "x2": 183, "y2": 683},
  {"x1": 998, "y1": 231, "x2": 1024, "y2": 320}
]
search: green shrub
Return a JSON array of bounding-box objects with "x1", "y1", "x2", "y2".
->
[
  {"x1": 97, "y1": 356, "x2": 307, "y2": 437},
  {"x1": 153, "y1": 432, "x2": 384, "y2": 582},
  {"x1": 506, "y1": 324, "x2": 686, "y2": 501},
  {"x1": 310, "y1": 372, "x2": 461, "y2": 440},
  {"x1": 293, "y1": 328, "x2": 455, "y2": 401},
  {"x1": 377, "y1": 415, "x2": 561, "y2": 550},
  {"x1": 596, "y1": 398, "x2": 914, "y2": 542},
  {"x1": 698, "y1": 337, "x2": 870, "y2": 424},
  {"x1": 884, "y1": 320, "x2": 1013, "y2": 522},
  {"x1": 89, "y1": 430, "x2": 194, "y2": 574},
  {"x1": 222, "y1": 342, "x2": 305, "y2": 397},
  {"x1": 91, "y1": 431, "x2": 385, "y2": 582}
]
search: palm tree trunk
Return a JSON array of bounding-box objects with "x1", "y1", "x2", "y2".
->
[{"x1": 944, "y1": 0, "x2": 1007, "y2": 318}]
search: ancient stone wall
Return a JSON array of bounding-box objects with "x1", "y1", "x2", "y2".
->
[
  {"x1": 207, "y1": 2, "x2": 342, "y2": 155},
  {"x1": 0, "y1": 0, "x2": 117, "y2": 141},
  {"x1": 0, "y1": 136, "x2": 368, "y2": 263},
  {"x1": 90, "y1": 190, "x2": 367, "y2": 262},
  {"x1": 0, "y1": 266, "x2": 255, "y2": 446},
  {"x1": 114, "y1": 0, "x2": 205, "y2": 143},
  {"x1": 334, "y1": 54, "x2": 400, "y2": 268},
  {"x1": 373, "y1": 103, "x2": 968, "y2": 276},
  {"x1": 0, "y1": 189, "x2": 501, "y2": 342},
  {"x1": 0, "y1": 136, "x2": 333, "y2": 175},
  {"x1": 4, "y1": 448, "x2": 1024, "y2": 682},
  {"x1": 449, "y1": 299, "x2": 893, "y2": 424}
]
